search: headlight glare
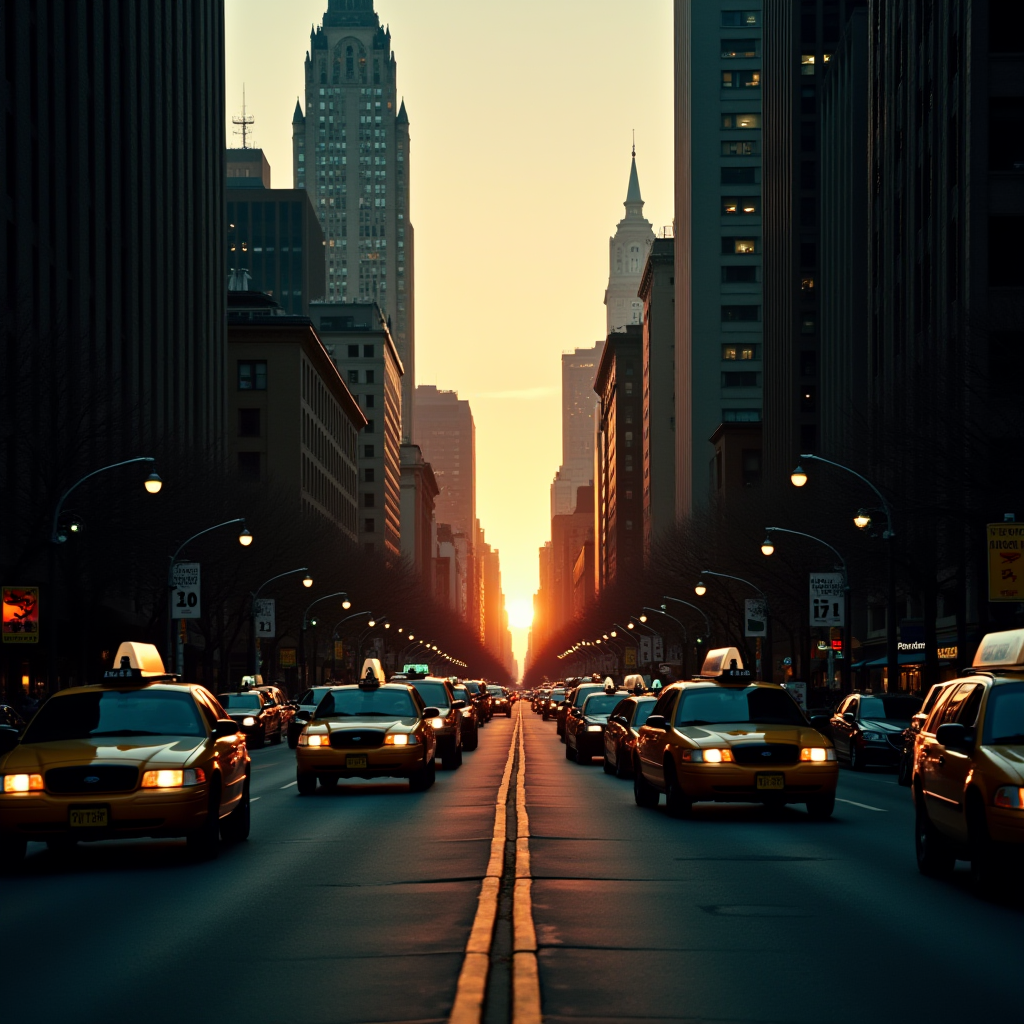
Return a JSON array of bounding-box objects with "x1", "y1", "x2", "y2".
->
[
  {"x1": 141, "y1": 769, "x2": 184, "y2": 788},
  {"x1": 702, "y1": 748, "x2": 734, "y2": 763},
  {"x1": 587, "y1": 725, "x2": 603, "y2": 732},
  {"x1": 3, "y1": 773, "x2": 44, "y2": 793},
  {"x1": 994, "y1": 786, "x2": 1024, "y2": 809},
  {"x1": 385, "y1": 733, "x2": 410, "y2": 746},
  {"x1": 431, "y1": 717, "x2": 445, "y2": 729},
  {"x1": 242, "y1": 716, "x2": 256, "y2": 726},
  {"x1": 300, "y1": 733, "x2": 330, "y2": 747},
  {"x1": 800, "y1": 747, "x2": 832, "y2": 762}
]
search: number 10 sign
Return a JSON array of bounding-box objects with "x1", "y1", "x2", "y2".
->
[{"x1": 171, "y1": 562, "x2": 201, "y2": 619}]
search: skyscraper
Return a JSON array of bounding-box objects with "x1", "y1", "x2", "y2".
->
[
  {"x1": 605, "y1": 149, "x2": 655, "y2": 334},
  {"x1": 292, "y1": 0, "x2": 415, "y2": 440},
  {"x1": 550, "y1": 341, "x2": 604, "y2": 518}
]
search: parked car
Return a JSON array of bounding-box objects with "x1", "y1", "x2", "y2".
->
[
  {"x1": 912, "y1": 630, "x2": 1024, "y2": 890},
  {"x1": 898, "y1": 681, "x2": 955, "y2": 785},
  {"x1": 565, "y1": 691, "x2": 624, "y2": 764},
  {"x1": 451, "y1": 682, "x2": 479, "y2": 752},
  {"x1": 217, "y1": 689, "x2": 283, "y2": 748},
  {"x1": 830, "y1": 693, "x2": 921, "y2": 770},
  {"x1": 289, "y1": 686, "x2": 336, "y2": 748},
  {"x1": 602, "y1": 695, "x2": 658, "y2": 778}
]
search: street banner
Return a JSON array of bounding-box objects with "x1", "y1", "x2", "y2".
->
[
  {"x1": 744, "y1": 598, "x2": 768, "y2": 637},
  {"x1": 254, "y1": 598, "x2": 276, "y2": 639},
  {"x1": 334, "y1": 640, "x2": 345, "y2": 661},
  {"x1": 279, "y1": 647, "x2": 297, "y2": 668},
  {"x1": 624, "y1": 647, "x2": 637, "y2": 668},
  {"x1": 652, "y1": 635, "x2": 664, "y2": 661},
  {"x1": 809, "y1": 573, "x2": 844, "y2": 626},
  {"x1": 171, "y1": 562, "x2": 201, "y2": 619},
  {"x1": 987, "y1": 522, "x2": 1024, "y2": 602},
  {"x1": 2, "y1": 586, "x2": 39, "y2": 643},
  {"x1": 640, "y1": 636, "x2": 652, "y2": 664}
]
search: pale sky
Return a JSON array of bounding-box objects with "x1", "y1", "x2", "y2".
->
[{"x1": 225, "y1": 0, "x2": 674, "y2": 674}]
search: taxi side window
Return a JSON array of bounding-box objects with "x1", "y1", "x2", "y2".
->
[
  {"x1": 953, "y1": 684, "x2": 983, "y2": 728},
  {"x1": 938, "y1": 683, "x2": 974, "y2": 727},
  {"x1": 611, "y1": 699, "x2": 629, "y2": 719},
  {"x1": 925, "y1": 683, "x2": 961, "y2": 733},
  {"x1": 194, "y1": 691, "x2": 221, "y2": 729},
  {"x1": 297, "y1": 690, "x2": 313, "y2": 705},
  {"x1": 652, "y1": 690, "x2": 676, "y2": 719}
]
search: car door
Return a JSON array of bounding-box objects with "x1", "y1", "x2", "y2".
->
[
  {"x1": 832, "y1": 696, "x2": 855, "y2": 757},
  {"x1": 196, "y1": 690, "x2": 247, "y2": 810},
  {"x1": 923, "y1": 682, "x2": 984, "y2": 838},
  {"x1": 638, "y1": 690, "x2": 678, "y2": 784}
]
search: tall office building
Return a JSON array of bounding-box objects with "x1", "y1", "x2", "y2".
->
[
  {"x1": 292, "y1": 0, "x2": 415, "y2": 440},
  {"x1": 605, "y1": 150, "x2": 655, "y2": 334},
  {"x1": 673, "y1": 1, "x2": 765, "y2": 517}
]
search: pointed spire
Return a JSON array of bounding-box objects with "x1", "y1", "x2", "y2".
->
[
  {"x1": 396, "y1": 98, "x2": 409, "y2": 125},
  {"x1": 625, "y1": 136, "x2": 643, "y2": 207},
  {"x1": 292, "y1": 98, "x2": 304, "y2": 124}
]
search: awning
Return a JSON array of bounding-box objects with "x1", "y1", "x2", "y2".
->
[{"x1": 852, "y1": 653, "x2": 956, "y2": 669}]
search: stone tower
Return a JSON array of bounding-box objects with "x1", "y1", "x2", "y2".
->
[
  {"x1": 292, "y1": 0, "x2": 415, "y2": 440},
  {"x1": 604, "y1": 147, "x2": 655, "y2": 334}
]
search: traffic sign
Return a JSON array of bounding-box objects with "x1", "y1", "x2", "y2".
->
[
  {"x1": 744, "y1": 598, "x2": 767, "y2": 637},
  {"x1": 652, "y1": 635, "x2": 664, "y2": 661},
  {"x1": 640, "y1": 636, "x2": 652, "y2": 663},
  {"x1": 987, "y1": 522, "x2": 1024, "y2": 601},
  {"x1": 809, "y1": 573, "x2": 844, "y2": 627},
  {"x1": 254, "y1": 598, "x2": 276, "y2": 638},
  {"x1": 171, "y1": 562, "x2": 201, "y2": 619}
]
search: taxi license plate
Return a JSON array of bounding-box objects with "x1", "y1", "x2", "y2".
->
[
  {"x1": 345, "y1": 755, "x2": 368, "y2": 769},
  {"x1": 69, "y1": 807, "x2": 108, "y2": 828},
  {"x1": 756, "y1": 773, "x2": 785, "y2": 791}
]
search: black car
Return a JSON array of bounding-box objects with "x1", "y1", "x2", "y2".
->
[
  {"x1": 469, "y1": 681, "x2": 492, "y2": 723},
  {"x1": 829, "y1": 692, "x2": 921, "y2": 769},
  {"x1": 0, "y1": 704, "x2": 26, "y2": 756},
  {"x1": 451, "y1": 682, "x2": 480, "y2": 751},
  {"x1": 543, "y1": 688, "x2": 566, "y2": 721},
  {"x1": 487, "y1": 685, "x2": 511, "y2": 717},
  {"x1": 288, "y1": 686, "x2": 336, "y2": 748},
  {"x1": 602, "y1": 695, "x2": 657, "y2": 778},
  {"x1": 217, "y1": 690, "x2": 282, "y2": 748},
  {"x1": 409, "y1": 678, "x2": 463, "y2": 770},
  {"x1": 565, "y1": 692, "x2": 624, "y2": 764}
]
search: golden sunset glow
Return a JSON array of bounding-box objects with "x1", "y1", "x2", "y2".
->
[{"x1": 507, "y1": 599, "x2": 534, "y2": 630}]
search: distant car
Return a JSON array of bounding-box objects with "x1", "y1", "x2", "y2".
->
[
  {"x1": 602, "y1": 696, "x2": 657, "y2": 778},
  {"x1": 898, "y1": 682, "x2": 955, "y2": 785},
  {"x1": 565, "y1": 691, "x2": 624, "y2": 764},
  {"x1": 532, "y1": 688, "x2": 551, "y2": 714},
  {"x1": 543, "y1": 688, "x2": 566, "y2": 721},
  {"x1": 408, "y1": 678, "x2": 463, "y2": 770},
  {"x1": 255, "y1": 684, "x2": 295, "y2": 732},
  {"x1": 830, "y1": 693, "x2": 921, "y2": 770},
  {"x1": 0, "y1": 705, "x2": 26, "y2": 756},
  {"x1": 217, "y1": 690, "x2": 282, "y2": 748},
  {"x1": 487, "y1": 685, "x2": 511, "y2": 717},
  {"x1": 558, "y1": 683, "x2": 605, "y2": 742},
  {"x1": 470, "y1": 681, "x2": 492, "y2": 723},
  {"x1": 288, "y1": 686, "x2": 335, "y2": 748},
  {"x1": 451, "y1": 682, "x2": 479, "y2": 752}
]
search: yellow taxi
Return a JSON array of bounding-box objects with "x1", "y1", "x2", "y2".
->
[
  {"x1": 0, "y1": 642, "x2": 249, "y2": 869},
  {"x1": 295, "y1": 660, "x2": 439, "y2": 794},
  {"x1": 634, "y1": 647, "x2": 838, "y2": 819},
  {"x1": 912, "y1": 629, "x2": 1024, "y2": 888}
]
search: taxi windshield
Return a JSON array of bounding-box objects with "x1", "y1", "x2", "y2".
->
[
  {"x1": 219, "y1": 693, "x2": 263, "y2": 710},
  {"x1": 573, "y1": 686, "x2": 602, "y2": 707},
  {"x1": 317, "y1": 688, "x2": 417, "y2": 718},
  {"x1": 487, "y1": 686, "x2": 505, "y2": 696},
  {"x1": 410, "y1": 682, "x2": 450, "y2": 709},
  {"x1": 452, "y1": 686, "x2": 471, "y2": 702},
  {"x1": 858, "y1": 696, "x2": 920, "y2": 721},
  {"x1": 983, "y1": 682, "x2": 1024, "y2": 746},
  {"x1": 632, "y1": 700, "x2": 656, "y2": 728},
  {"x1": 582, "y1": 694, "x2": 621, "y2": 716},
  {"x1": 675, "y1": 687, "x2": 804, "y2": 727},
  {"x1": 21, "y1": 690, "x2": 205, "y2": 742}
]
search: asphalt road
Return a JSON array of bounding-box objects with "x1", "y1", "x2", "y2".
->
[{"x1": 3, "y1": 708, "x2": 1021, "y2": 1024}]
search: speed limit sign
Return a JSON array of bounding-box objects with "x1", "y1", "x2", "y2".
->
[{"x1": 171, "y1": 562, "x2": 201, "y2": 619}]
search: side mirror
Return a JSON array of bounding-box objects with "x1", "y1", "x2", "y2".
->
[
  {"x1": 936, "y1": 722, "x2": 971, "y2": 750},
  {"x1": 452, "y1": 699, "x2": 467, "y2": 710},
  {"x1": 212, "y1": 719, "x2": 239, "y2": 738},
  {"x1": 843, "y1": 711, "x2": 856, "y2": 723},
  {"x1": 0, "y1": 727, "x2": 20, "y2": 755},
  {"x1": 294, "y1": 711, "x2": 311, "y2": 725},
  {"x1": 645, "y1": 715, "x2": 668, "y2": 730},
  {"x1": 422, "y1": 706, "x2": 441, "y2": 719}
]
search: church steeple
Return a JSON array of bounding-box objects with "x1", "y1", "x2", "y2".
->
[{"x1": 624, "y1": 140, "x2": 643, "y2": 213}]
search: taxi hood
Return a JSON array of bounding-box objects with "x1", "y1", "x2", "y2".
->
[
  {"x1": 0, "y1": 736, "x2": 207, "y2": 772},
  {"x1": 677, "y1": 724, "x2": 826, "y2": 746},
  {"x1": 318, "y1": 716, "x2": 418, "y2": 731}
]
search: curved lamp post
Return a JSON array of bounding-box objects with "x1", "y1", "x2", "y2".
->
[
  {"x1": 248, "y1": 568, "x2": 312, "y2": 675},
  {"x1": 662, "y1": 595, "x2": 712, "y2": 641},
  {"x1": 644, "y1": 606, "x2": 690, "y2": 676},
  {"x1": 166, "y1": 517, "x2": 251, "y2": 673},
  {"x1": 299, "y1": 591, "x2": 351, "y2": 686},
  {"x1": 694, "y1": 570, "x2": 771, "y2": 680},
  {"x1": 762, "y1": 526, "x2": 850, "y2": 691},
  {"x1": 329, "y1": 610, "x2": 373, "y2": 679},
  {"x1": 791, "y1": 454, "x2": 898, "y2": 691}
]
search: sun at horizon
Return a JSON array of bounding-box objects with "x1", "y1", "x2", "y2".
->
[{"x1": 507, "y1": 598, "x2": 534, "y2": 630}]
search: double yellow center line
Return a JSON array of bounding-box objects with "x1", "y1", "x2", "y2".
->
[{"x1": 449, "y1": 707, "x2": 542, "y2": 1024}]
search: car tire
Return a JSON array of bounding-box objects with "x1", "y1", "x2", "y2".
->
[
  {"x1": 441, "y1": 740, "x2": 461, "y2": 771},
  {"x1": 615, "y1": 745, "x2": 633, "y2": 780},
  {"x1": 565, "y1": 736, "x2": 575, "y2": 760},
  {"x1": 221, "y1": 775, "x2": 251, "y2": 844},
  {"x1": 287, "y1": 729, "x2": 298, "y2": 749},
  {"x1": 848, "y1": 741, "x2": 863, "y2": 771},
  {"x1": 633, "y1": 763, "x2": 660, "y2": 808},
  {"x1": 0, "y1": 835, "x2": 27, "y2": 873},
  {"x1": 603, "y1": 752, "x2": 615, "y2": 774},
  {"x1": 318, "y1": 775, "x2": 338, "y2": 790},
  {"x1": 252, "y1": 729, "x2": 265, "y2": 750},
  {"x1": 506, "y1": 710, "x2": 512, "y2": 717},
  {"x1": 915, "y1": 800, "x2": 955, "y2": 877},
  {"x1": 186, "y1": 782, "x2": 222, "y2": 861},
  {"x1": 664, "y1": 764, "x2": 693, "y2": 819},
  {"x1": 296, "y1": 772, "x2": 318, "y2": 796},
  {"x1": 897, "y1": 751, "x2": 912, "y2": 787},
  {"x1": 575, "y1": 743, "x2": 590, "y2": 765},
  {"x1": 462, "y1": 728, "x2": 478, "y2": 752},
  {"x1": 409, "y1": 757, "x2": 435, "y2": 792},
  {"x1": 271, "y1": 725, "x2": 283, "y2": 745},
  {"x1": 805, "y1": 794, "x2": 835, "y2": 820},
  {"x1": 967, "y1": 793, "x2": 1000, "y2": 894}
]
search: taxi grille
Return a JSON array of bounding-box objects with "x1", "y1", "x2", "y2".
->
[
  {"x1": 330, "y1": 730, "x2": 385, "y2": 749},
  {"x1": 731, "y1": 744, "x2": 799, "y2": 766},
  {"x1": 45, "y1": 765, "x2": 139, "y2": 794}
]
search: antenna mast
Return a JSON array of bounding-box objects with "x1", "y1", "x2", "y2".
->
[{"x1": 232, "y1": 85, "x2": 255, "y2": 149}]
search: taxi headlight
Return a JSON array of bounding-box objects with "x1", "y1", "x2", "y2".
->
[
  {"x1": 587, "y1": 725, "x2": 603, "y2": 732},
  {"x1": 242, "y1": 716, "x2": 256, "y2": 726},
  {"x1": 800, "y1": 747, "x2": 836, "y2": 762},
  {"x1": 994, "y1": 786, "x2": 1024, "y2": 809},
  {"x1": 385, "y1": 733, "x2": 419, "y2": 746},
  {"x1": 3, "y1": 773, "x2": 44, "y2": 793},
  {"x1": 680, "y1": 748, "x2": 734, "y2": 763},
  {"x1": 299, "y1": 733, "x2": 330, "y2": 747},
  {"x1": 431, "y1": 717, "x2": 445, "y2": 729},
  {"x1": 140, "y1": 769, "x2": 204, "y2": 789}
]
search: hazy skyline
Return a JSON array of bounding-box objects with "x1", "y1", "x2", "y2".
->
[{"x1": 226, "y1": 0, "x2": 674, "y2": 671}]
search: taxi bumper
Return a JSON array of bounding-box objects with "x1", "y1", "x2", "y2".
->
[
  {"x1": 296, "y1": 744, "x2": 424, "y2": 779},
  {"x1": 0, "y1": 785, "x2": 211, "y2": 842},
  {"x1": 986, "y1": 806, "x2": 1024, "y2": 846},
  {"x1": 678, "y1": 762, "x2": 839, "y2": 802}
]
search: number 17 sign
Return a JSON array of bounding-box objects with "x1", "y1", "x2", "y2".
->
[
  {"x1": 809, "y1": 572, "x2": 844, "y2": 627},
  {"x1": 171, "y1": 562, "x2": 201, "y2": 619}
]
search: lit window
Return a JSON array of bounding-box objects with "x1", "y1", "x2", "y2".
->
[
  {"x1": 721, "y1": 39, "x2": 760, "y2": 58},
  {"x1": 801, "y1": 54, "x2": 816, "y2": 75},
  {"x1": 721, "y1": 113, "x2": 762, "y2": 129},
  {"x1": 722, "y1": 196, "x2": 760, "y2": 215},
  {"x1": 722, "y1": 70, "x2": 761, "y2": 88},
  {"x1": 722, "y1": 237, "x2": 758, "y2": 254},
  {"x1": 801, "y1": 276, "x2": 816, "y2": 291}
]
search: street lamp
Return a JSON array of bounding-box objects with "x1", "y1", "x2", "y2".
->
[
  {"x1": 662, "y1": 596, "x2": 712, "y2": 640},
  {"x1": 330, "y1": 610, "x2": 373, "y2": 679},
  {"x1": 761, "y1": 526, "x2": 850, "y2": 691},
  {"x1": 167, "y1": 517, "x2": 250, "y2": 673},
  {"x1": 694, "y1": 579, "x2": 707, "y2": 597},
  {"x1": 248, "y1": 567, "x2": 312, "y2": 675},
  {"x1": 644, "y1": 606, "x2": 689, "y2": 676},
  {"x1": 144, "y1": 472, "x2": 164, "y2": 494},
  {"x1": 791, "y1": 454, "x2": 898, "y2": 692},
  {"x1": 300, "y1": 592, "x2": 352, "y2": 686},
  {"x1": 693, "y1": 570, "x2": 771, "y2": 680},
  {"x1": 790, "y1": 465, "x2": 809, "y2": 488}
]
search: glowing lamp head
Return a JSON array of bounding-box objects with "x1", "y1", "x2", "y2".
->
[
  {"x1": 302, "y1": 574, "x2": 313, "y2": 588},
  {"x1": 368, "y1": 620, "x2": 376, "y2": 628},
  {"x1": 790, "y1": 465, "x2": 808, "y2": 488},
  {"x1": 144, "y1": 472, "x2": 163, "y2": 494},
  {"x1": 639, "y1": 614, "x2": 647, "y2": 623},
  {"x1": 238, "y1": 528, "x2": 253, "y2": 547},
  {"x1": 695, "y1": 581, "x2": 707, "y2": 597},
  {"x1": 761, "y1": 537, "x2": 775, "y2": 556},
  {"x1": 627, "y1": 622, "x2": 635, "y2": 630},
  {"x1": 854, "y1": 509, "x2": 872, "y2": 529}
]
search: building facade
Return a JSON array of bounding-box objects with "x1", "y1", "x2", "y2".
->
[
  {"x1": 399, "y1": 442, "x2": 438, "y2": 581},
  {"x1": 605, "y1": 150, "x2": 655, "y2": 334},
  {"x1": 227, "y1": 293, "x2": 364, "y2": 540},
  {"x1": 594, "y1": 326, "x2": 644, "y2": 593},
  {"x1": 227, "y1": 150, "x2": 326, "y2": 316},
  {"x1": 312, "y1": 301, "x2": 403, "y2": 559},
  {"x1": 551, "y1": 341, "x2": 605, "y2": 518},
  {"x1": 292, "y1": 0, "x2": 415, "y2": 440},
  {"x1": 673, "y1": 0, "x2": 765, "y2": 517}
]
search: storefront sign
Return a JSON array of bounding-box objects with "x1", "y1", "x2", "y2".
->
[
  {"x1": 987, "y1": 522, "x2": 1024, "y2": 602},
  {"x1": 279, "y1": 647, "x2": 297, "y2": 668},
  {"x1": 744, "y1": 598, "x2": 768, "y2": 637},
  {"x1": 2, "y1": 586, "x2": 39, "y2": 643},
  {"x1": 937, "y1": 646, "x2": 958, "y2": 660},
  {"x1": 624, "y1": 647, "x2": 637, "y2": 668}
]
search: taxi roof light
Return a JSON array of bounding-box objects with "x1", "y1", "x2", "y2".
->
[
  {"x1": 103, "y1": 641, "x2": 176, "y2": 684},
  {"x1": 698, "y1": 647, "x2": 751, "y2": 681},
  {"x1": 359, "y1": 658, "x2": 384, "y2": 689},
  {"x1": 971, "y1": 629, "x2": 1024, "y2": 670}
]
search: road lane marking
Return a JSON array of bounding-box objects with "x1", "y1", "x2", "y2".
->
[
  {"x1": 513, "y1": 706, "x2": 542, "y2": 1024},
  {"x1": 837, "y1": 797, "x2": 886, "y2": 811},
  {"x1": 280, "y1": 781, "x2": 297, "y2": 789},
  {"x1": 449, "y1": 712, "x2": 520, "y2": 1024},
  {"x1": 250, "y1": 797, "x2": 261, "y2": 802}
]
